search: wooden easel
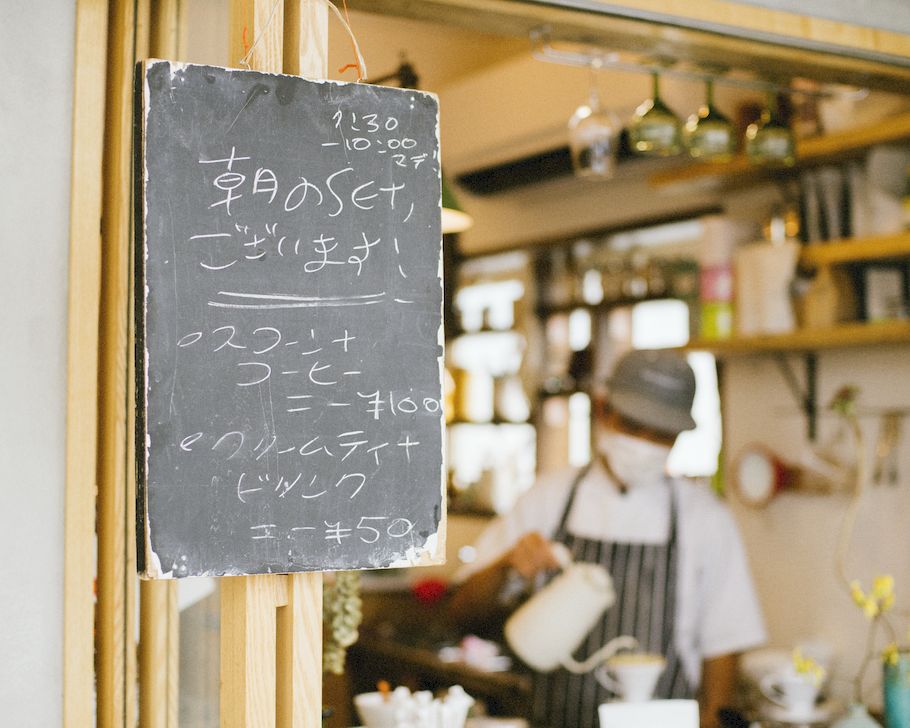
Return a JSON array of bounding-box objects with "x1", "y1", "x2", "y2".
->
[{"x1": 220, "y1": 3, "x2": 328, "y2": 727}]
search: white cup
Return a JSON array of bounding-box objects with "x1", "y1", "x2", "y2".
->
[
  {"x1": 760, "y1": 670, "x2": 820, "y2": 720},
  {"x1": 595, "y1": 653, "x2": 666, "y2": 702}
]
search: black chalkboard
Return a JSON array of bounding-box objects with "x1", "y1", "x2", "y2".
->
[{"x1": 135, "y1": 60, "x2": 445, "y2": 578}]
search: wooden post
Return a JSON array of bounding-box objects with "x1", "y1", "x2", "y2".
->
[
  {"x1": 221, "y1": 3, "x2": 327, "y2": 727},
  {"x1": 138, "y1": 4, "x2": 181, "y2": 726},
  {"x1": 97, "y1": 0, "x2": 149, "y2": 724},
  {"x1": 64, "y1": 1, "x2": 109, "y2": 725}
]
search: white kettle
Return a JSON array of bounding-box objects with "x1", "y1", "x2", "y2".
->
[{"x1": 504, "y1": 555, "x2": 638, "y2": 674}]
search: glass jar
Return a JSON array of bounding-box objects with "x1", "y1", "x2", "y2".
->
[
  {"x1": 622, "y1": 249, "x2": 649, "y2": 299},
  {"x1": 745, "y1": 91, "x2": 796, "y2": 167},
  {"x1": 600, "y1": 250, "x2": 626, "y2": 304}
]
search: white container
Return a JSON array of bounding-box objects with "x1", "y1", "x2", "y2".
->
[
  {"x1": 598, "y1": 699, "x2": 699, "y2": 728},
  {"x1": 734, "y1": 241, "x2": 800, "y2": 336},
  {"x1": 505, "y1": 562, "x2": 637, "y2": 673}
]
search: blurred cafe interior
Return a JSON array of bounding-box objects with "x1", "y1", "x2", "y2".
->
[{"x1": 7, "y1": 1, "x2": 910, "y2": 727}]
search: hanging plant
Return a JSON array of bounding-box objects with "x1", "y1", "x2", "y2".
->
[{"x1": 323, "y1": 571, "x2": 363, "y2": 675}]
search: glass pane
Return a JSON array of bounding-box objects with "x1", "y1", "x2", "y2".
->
[
  {"x1": 568, "y1": 392, "x2": 591, "y2": 467},
  {"x1": 631, "y1": 298, "x2": 690, "y2": 349},
  {"x1": 667, "y1": 352, "x2": 722, "y2": 478}
]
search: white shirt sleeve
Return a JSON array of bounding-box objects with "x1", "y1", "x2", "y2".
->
[
  {"x1": 452, "y1": 467, "x2": 576, "y2": 583},
  {"x1": 694, "y1": 500, "x2": 767, "y2": 660}
]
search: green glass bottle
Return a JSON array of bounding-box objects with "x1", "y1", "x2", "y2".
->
[
  {"x1": 745, "y1": 90, "x2": 796, "y2": 167},
  {"x1": 683, "y1": 79, "x2": 736, "y2": 162},
  {"x1": 629, "y1": 73, "x2": 682, "y2": 157}
]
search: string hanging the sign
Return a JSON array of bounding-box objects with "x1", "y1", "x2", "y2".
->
[{"x1": 238, "y1": 0, "x2": 368, "y2": 81}]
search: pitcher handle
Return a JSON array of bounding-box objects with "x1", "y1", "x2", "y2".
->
[
  {"x1": 759, "y1": 674, "x2": 787, "y2": 708},
  {"x1": 560, "y1": 635, "x2": 639, "y2": 674},
  {"x1": 594, "y1": 663, "x2": 624, "y2": 694}
]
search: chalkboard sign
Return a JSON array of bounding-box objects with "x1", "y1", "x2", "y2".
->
[{"x1": 135, "y1": 60, "x2": 445, "y2": 578}]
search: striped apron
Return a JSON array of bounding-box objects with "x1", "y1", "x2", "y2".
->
[{"x1": 530, "y1": 465, "x2": 692, "y2": 728}]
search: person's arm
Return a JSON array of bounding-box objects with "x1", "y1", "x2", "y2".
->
[
  {"x1": 699, "y1": 652, "x2": 739, "y2": 728},
  {"x1": 446, "y1": 531, "x2": 560, "y2": 634}
]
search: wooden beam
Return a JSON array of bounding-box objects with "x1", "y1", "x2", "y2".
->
[
  {"x1": 137, "y1": 4, "x2": 182, "y2": 727},
  {"x1": 139, "y1": 579, "x2": 179, "y2": 728},
  {"x1": 281, "y1": 5, "x2": 327, "y2": 725},
  {"x1": 578, "y1": 0, "x2": 910, "y2": 60},
  {"x1": 284, "y1": 0, "x2": 329, "y2": 77},
  {"x1": 220, "y1": 5, "x2": 326, "y2": 727},
  {"x1": 222, "y1": 576, "x2": 284, "y2": 728},
  {"x1": 277, "y1": 573, "x2": 324, "y2": 728},
  {"x1": 230, "y1": 0, "x2": 285, "y2": 73},
  {"x1": 97, "y1": 0, "x2": 147, "y2": 723},
  {"x1": 346, "y1": 0, "x2": 910, "y2": 92},
  {"x1": 150, "y1": 0, "x2": 181, "y2": 59},
  {"x1": 64, "y1": 1, "x2": 109, "y2": 725}
]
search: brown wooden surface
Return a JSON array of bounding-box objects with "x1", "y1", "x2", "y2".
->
[
  {"x1": 221, "y1": 573, "x2": 325, "y2": 728},
  {"x1": 277, "y1": 573, "x2": 325, "y2": 728},
  {"x1": 64, "y1": 0, "x2": 110, "y2": 725},
  {"x1": 139, "y1": 580, "x2": 179, "y2": 728},
  {"x1": 97, "y1": 0, "x2": 145, "y2": 723},
  {"x1": 284, "y1": 0, "x2": 329, "y2": 77},
  {"x1": 348, "y1": 631, "x2": 532, "y2": 719},
  {"x1": 581, "y1": 0, "x2": 910, "y2": 59},
  {"x1": 220, "y1": 3, "x2": 326, "y2": 727},
  {"x1": 150, "y1": 0, "x2": 181, "y2": 59},
  {"x1": 347, "y1": 0, "x2": 910, "y2": 93},
  {"x1": 230, "y1": 0, "x2": 285, "y2": 73},
  {"x1": 222, "y1": 575, "x2": 284, "y2": 728},
  {"x1": 138, "y1": 3, "x2": 182, "y2": 726},
  {"x1": 800, "y1": 231, "x2": 910, "y2": 269},
  {"x1": 688, "y1": 319, "x2": 910, "y2": 355}
]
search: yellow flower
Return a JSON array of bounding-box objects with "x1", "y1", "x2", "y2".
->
[
  {"x1": 849, "y1": 575, "x2": 895, "y2": 619},
  {"x1": 872, "y1": 575, "x2": 895, "y2": 612},
  {"x1": 883, "y1": 643, "x2": 900, "y2": 667},
  {"x1": 792, "y1": 649, "x2": 826, "y2": 687}
]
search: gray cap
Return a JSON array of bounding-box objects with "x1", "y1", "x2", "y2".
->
[{"x1": 607, "y1": 349, "x2": 696, "y2": 436}]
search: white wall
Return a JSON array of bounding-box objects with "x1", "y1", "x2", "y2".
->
[
  {"x1": 0, "y1": 1, "x2": 74, "y2": 724},
  {"x1": 725, "y1": 348, "x2": 910, "y2": 707}
]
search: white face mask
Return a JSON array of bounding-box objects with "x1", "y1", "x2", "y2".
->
[{"x1": 595, "y1": 428, "x2": 671, "y2": 489}]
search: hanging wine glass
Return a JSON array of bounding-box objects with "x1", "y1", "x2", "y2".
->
[
  {"x1": 683, "y1": 79, "x2": 736, "y2": 162},
  {"x1": 568, "y1": 68, "x2": 622, "y2": 179},
  {"x1": 745, "y1": 90, "x2": 796, "y2": 166},
  {"x1": 629, "y1": 72, "x2": 682, "y2": 157}
]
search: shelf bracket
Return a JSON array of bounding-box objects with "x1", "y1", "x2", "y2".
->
[{"x1": 774, "y1": 352, "x2": 818, "y2": 441}]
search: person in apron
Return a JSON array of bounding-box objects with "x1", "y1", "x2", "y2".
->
[
  {"x1": 529, "y1": 463, "x2": 690, "y2": 728},
  {"x1": 449, "y1": 350, "x2": 766, "y2": 728}
]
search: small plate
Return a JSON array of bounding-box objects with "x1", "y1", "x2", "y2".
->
[{"x1": 760, "y1": 700, "x2": 839, "y2": 725}]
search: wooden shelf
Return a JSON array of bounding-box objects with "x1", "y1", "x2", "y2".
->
[
  {"x1": 800, "y1": 230, "x2": 910, "y2": 268},
  {"x1": 349, "y1": 632, "x2": 532, "y2": 718},
  {"x1": 687, "y1": 319, "x2": 910, "y2": 356},
  {"x1": 649, "y1": 112, "x2": 910, "y2": 191}
]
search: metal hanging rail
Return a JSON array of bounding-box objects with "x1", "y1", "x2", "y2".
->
[{"x1": 530, "y1": 26, "x2": 867, "y2": 101}]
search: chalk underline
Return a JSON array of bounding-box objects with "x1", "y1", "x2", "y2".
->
[{"x1": 208, "y1": 291, "x2": 388, "y2": 310}]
